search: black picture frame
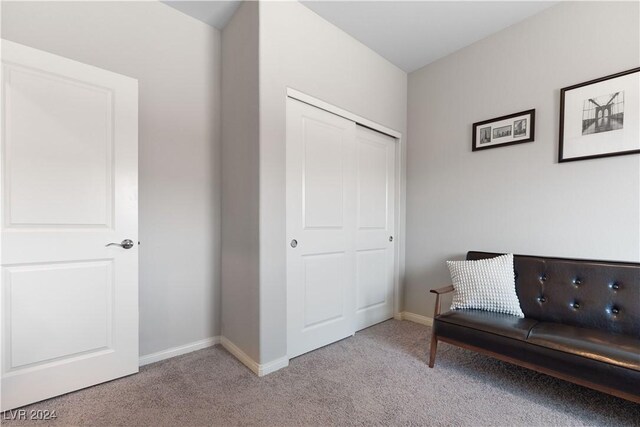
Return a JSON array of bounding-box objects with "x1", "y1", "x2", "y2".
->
[
  {"x1": 472, "y1": 109, "x2": 535, "y2": 151},
  {"x1": 559, "y1": 67, "x2": 640, "y2": 163}
]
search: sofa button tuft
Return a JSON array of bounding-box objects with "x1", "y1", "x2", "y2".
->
[
  {"x1": 611, "y1": 307, "x2": 620, "y2": 315},
  {"x1": 538, "y1": 296, "x2": 546, "y2": 303},
  {"x1": 572, "y1": 302, "x2": 580, "y2": 309},
  {"x1": 540, "y1": 274, "x2": 548, "y2": 282},
  {"x1": 573, "y1": 278, "x2": 582, "y2": 285},
  {"x1": 611, "y1": 282, "x2": 620, "y2": 290}
]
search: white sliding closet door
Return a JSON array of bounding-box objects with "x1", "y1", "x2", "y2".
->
[
  {"x1": 286, "y1": 99, "x2": 357, "y2": 359},
  {"x1": 354, "y1": 126, "x2": 396, "y2": 331},
  {"x1": 1, "y1": 40, "x2": 139, "y2": 410},
  {"x1": 286, "y1": 98, "x2": 396, "y2": 359}
]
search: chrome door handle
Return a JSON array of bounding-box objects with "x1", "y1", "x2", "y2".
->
[{"x1": 106, "y1": 239, "x2": 135, "y2": 249}]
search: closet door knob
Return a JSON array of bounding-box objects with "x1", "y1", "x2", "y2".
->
[{"x1": 290, "y1": 239, "x2": 298, "y2": 248}]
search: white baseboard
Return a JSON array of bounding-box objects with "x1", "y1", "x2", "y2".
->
[
  {"x1": 138, "y1": 316, "x2": 429, "y2": 371},
  {"x1": 400, "y1": 311, "x2": 433, "y2": 326},
  {"x1": 220, "y1": 336, "x2": 289, "y2": 377},
  {"x1": 258, "y1": 355, "x2": 289, "y2": 376},
  {"x1": 139, "y1": 336, "x2": 221, "y2": 367},
  {"x1": 220, "y1": 336, "x2": 260, "y2": 374}
]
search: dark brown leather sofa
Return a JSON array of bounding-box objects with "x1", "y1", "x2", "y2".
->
[{"x1": 428, "y1": 251, "x2": 640, "y2": 403}]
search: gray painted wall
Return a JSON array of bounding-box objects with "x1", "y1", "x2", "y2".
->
[
  {"x1": 4, "y1": 0, "x2": 636, "y2": 372},
  {"x1": 2, "y1": 1, "x2": 223, "y2": 357},
  {"x1": 221, "y1": 0, "x2": 261, "y2": 362},
  {"x1": 405, "y1": 1, "x2": 640, "y2": 318},
  {"x1": 258, "y1": 1, "x2": 408, "y2": 364}
]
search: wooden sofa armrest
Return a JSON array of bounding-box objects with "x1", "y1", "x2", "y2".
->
[
  {"x1": 429, "y1": 285, "x2": 454, "y2": 318},
  {"x1": 430, "y1": 285, "x2": 454, "y2": 295}
]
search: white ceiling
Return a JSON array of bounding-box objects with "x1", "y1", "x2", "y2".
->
[
  {"x1": 301, "y1": 1, "x2": 557, "y2": 72},
  {"x1": 162, "y1": 1, "x2": 241, "y2": 30},
  {"x1": 162, "y1": 1, "x2": 557, "y2": 73}
]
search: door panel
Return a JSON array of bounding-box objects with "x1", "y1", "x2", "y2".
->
[
  {"x1": 287, "y1": 98, "x2": 356, "y2": 358},
  {"x1": 356, "y1": 249, "x2": 387, "y2": 311},
  {"x1": 4, "y1": 64, "x2": 113, "y2": 227},
  {"x1": 6, "y1": 261, "x2": 112, "y2": 368},
  {"x1": 355, "y1": 126, "x2": 395, "y2": 331},
  {"x1": 303, "y1": 252, "x2": 346, "y2": 328},
  {"x1": 303, "y1": 120, "x2": 345, "y2": 229},
  {"x1": 356, "y1": 139, "x2": 388, "y2": 229},
  {"x1": 1, "y1": 40, "x2": 138, "y2": 410}
]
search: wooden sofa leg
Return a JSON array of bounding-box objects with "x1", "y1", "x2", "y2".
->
[
  {"x1": 429, "y1": 332, "x2": 438, "y2": 368},
  {"x1": 428, "y1": 291, "x2": 443, "y2": 368}
]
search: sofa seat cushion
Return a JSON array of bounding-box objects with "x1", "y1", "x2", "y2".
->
[
  {"x1": 527, "y1": 322, "x2": 640, "y2": 371},
  {"x1": 436, "y1": 309, "x2": 539, "y2": 341}
]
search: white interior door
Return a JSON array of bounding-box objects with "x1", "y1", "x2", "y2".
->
[
  {"x1": 1, "y1": 40, "x2": 138, "y2": 410},
  {"x1": 286, "y1": 98, "x2": 357, "y2": 359},
  {"x1": 354, "y1": 126, "x2": 395, "y2": 331}
]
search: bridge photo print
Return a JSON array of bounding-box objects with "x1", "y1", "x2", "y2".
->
[{"x1": 582, "y1": 91, "x2": 624, "y2": 135}]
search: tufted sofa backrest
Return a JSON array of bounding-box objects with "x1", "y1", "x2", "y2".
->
[{"x1": 466, "y1": 251, "x2": 640, "y2": 337}]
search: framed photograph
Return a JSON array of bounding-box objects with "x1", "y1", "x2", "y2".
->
[
  {"x1": 559, "y1": 67, "x2": 640, "y2": 162},
  {"x1": 472, "y1": 109, "x2": 535, "y2": 151}
]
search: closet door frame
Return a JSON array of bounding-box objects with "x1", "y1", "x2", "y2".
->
[{"x1": 285, "y1": 88, "x2": 406, "y2": 333}]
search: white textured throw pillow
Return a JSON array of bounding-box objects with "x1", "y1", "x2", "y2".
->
[{"x1": 446, "y1": 254, "x2": 524, "y2": 317}]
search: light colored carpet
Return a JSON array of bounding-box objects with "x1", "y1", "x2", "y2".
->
[{"x1": 3, "y1": 320, "x2": 639, "y2": 426}]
